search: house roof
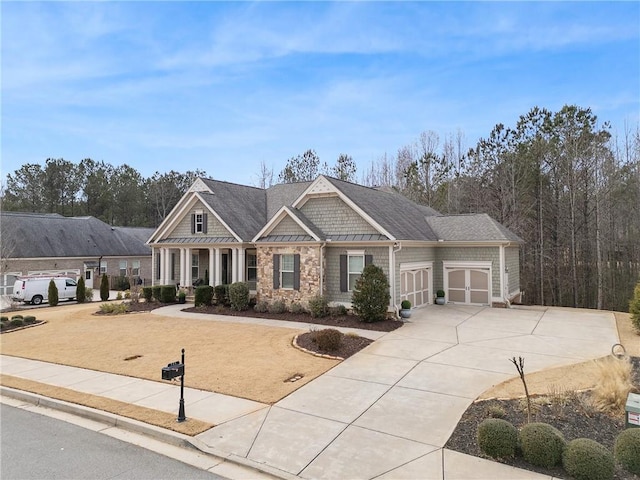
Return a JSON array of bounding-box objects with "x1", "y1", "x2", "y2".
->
[
  {"x1": 426, "y1": 214, "x2": 524, "y2": 243},
  {"x1": 1, "y1": 212, "x2": 155, "y2": 258}
]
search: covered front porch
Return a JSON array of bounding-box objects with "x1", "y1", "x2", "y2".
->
[{"x1": 152, "y1": 244, "x2": 257, "y2": 292}]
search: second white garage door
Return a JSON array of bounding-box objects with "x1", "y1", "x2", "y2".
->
[
  {"x1": 444, "y1": 265, "x2": 491, "y2": 306},
  {"x1": 400, "y1": 263, "x2": 432, "y2": 308}
]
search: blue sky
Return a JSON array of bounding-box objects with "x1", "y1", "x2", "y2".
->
[{"x1": 2, "y1": 1, "x2": 639, "y2": 185}]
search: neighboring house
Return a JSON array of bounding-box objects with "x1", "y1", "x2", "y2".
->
[
  {"x1": 147, "y1": 176, "x2": 523, "y2": 309},
  {"x1": 1, "y1": 212, "x2": 155, "y2": 294}
]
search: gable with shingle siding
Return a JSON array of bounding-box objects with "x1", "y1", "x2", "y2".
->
[
  {"x1": 165, "y1": 200, "x2": 233, "y2": 239},
  {"x1": 269, "y1": 215, "x2": 308, "y2": 236},
  {"x1": 300, "y1": 196, "x2": 380, "y2": 237}
]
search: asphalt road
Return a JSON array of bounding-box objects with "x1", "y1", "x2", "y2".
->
[{"x1": 1, "y1": 404, "x2": 224, "y2": 480}]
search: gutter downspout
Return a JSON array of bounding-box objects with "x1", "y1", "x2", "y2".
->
[{"x1": 391, "y1": 242, "x2": 402, "y2": 313}]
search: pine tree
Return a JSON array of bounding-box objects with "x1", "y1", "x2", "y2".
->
[
  {"x1": 48, "y1": 279, "x2": 59, "y2": 306},
  {"x1": 351, "y1": 264, "x2": 390, "y2": 322},
  {"x1": 76, "y1": 276, "x2": 86, "y2": 303}
]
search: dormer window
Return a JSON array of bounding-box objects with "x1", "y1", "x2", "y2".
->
[{"x1": 191, "y1": 211, "x2": 208, "y2": 234}]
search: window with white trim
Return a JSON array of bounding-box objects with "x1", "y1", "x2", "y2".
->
[
  {"x1": 348, "y1": 253, "x2": 365, "y2": 291},
  {"x1": 195, "y1": 212, "x2": 204, "y2": 233},
  {"x1": 100, "y1": 264, "x2": 107, "y2": 275},
  {"x1": 119, "y1": 260, "x2": 127, "y2": 277},
  {"x1": 280, "y1": 254, "x2": 294, "y2": 289},
  {"x1": 247, "y1": 251, "x2": 257, "y2": 290},
  {"x1": 132, "y1": 260, "x2": 140, "y2": 276}
]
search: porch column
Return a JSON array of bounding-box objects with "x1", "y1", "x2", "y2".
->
[
  {"x1": 209, "y1": 248, "x2": 215, "y2": 286},
  {"x1": 231, "y1": 248, "x2": 238, "y2": 283},
  {"x1": 185, "y1": 247, "x2": 191, "y2": 286},
  {"x1": 160, "y1": 248, "x2": 167, "y2": 285},
  {"x1": 237, "y1": 248, "x2": 245, "y2": 282},
  {"x1": 214, "y1": 248, "x2": 221, "y2": 285},
  {"x1": 179, "y1": 248, "x2": 185, "y2": 287}
]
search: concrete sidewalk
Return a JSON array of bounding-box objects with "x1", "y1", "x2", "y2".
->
[{"x1": 1, "y1": 305, "x2": 619, "y2": 479}]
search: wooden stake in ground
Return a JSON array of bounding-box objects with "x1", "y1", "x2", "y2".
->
[{"x1": 510, "y1": 356, "x2": 532, "y2": 423}]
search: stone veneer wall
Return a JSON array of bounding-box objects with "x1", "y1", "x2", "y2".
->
[{"x1": 256, "y1": 245, "x2": 324, "y2": 306}]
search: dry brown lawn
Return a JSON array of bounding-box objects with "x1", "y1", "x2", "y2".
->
[{"x1": 0, "y1": 303, "x2": 339, "y2": 404}]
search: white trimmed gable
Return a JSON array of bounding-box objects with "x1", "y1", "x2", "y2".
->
[
  {"x1": 252, "y1": 206, "x2": 321, "y2": 242},
  {"x1": 188, "y1": 178, "x2": 214, "y2": 194}
]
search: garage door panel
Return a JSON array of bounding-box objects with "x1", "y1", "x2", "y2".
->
[
  {"x1": 400, "y1": 268, "x2": 431, "y2": 308},
  {"x1": 446, "y1": 267, "x2": 490, "y2": 305},
  {"x1": 470, "y1": 270, "x2": 487, "y2": 289},
  {"x1": 449, "y1": 270, "x2": 465, "y2": 288},
  {"x1": 449, "y1": 289, "x2": 466, "y2": 303}
]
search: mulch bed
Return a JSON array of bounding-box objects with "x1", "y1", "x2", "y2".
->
[
  {"x1": 445, "y1": 356, "x2": 640, "y2": 480},
  {"x1": 295, "y1": 331, "x2": 374, "y2": 359},
  {"x1": 183, "y1": 304, "x2": 404, "y2": 332}
]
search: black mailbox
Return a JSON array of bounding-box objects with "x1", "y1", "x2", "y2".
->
[{"x1": 162, "y1": 361, "x2": 185, "y2": 380}]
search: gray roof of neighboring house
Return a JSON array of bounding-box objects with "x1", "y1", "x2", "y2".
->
[
  {"x1": 426, "y1": 214, "x2": 524, "y2": 242},
  {"x1": 1, "y1": 212, "x2": 155, "y2": 258}
]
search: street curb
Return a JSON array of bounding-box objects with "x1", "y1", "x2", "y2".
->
[{"x1": 0, "y1": 386, "x2": 295, "y2": 480}]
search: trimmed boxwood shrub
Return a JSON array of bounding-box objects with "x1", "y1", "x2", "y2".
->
[
  {"x1": 268, "y1": 300, "x2": 287, "y2": 314},
  {"x1": 23, "y1": 315, "x2": 36, "y2": 324},
  {"x1": 290, "y1": 302, "x2": 306, "y2": 314},
  {"x1": 313, "y1": 328, "x2": 343, "y2": 352},
  {"x1": 477, "y1": 418, "x2": 518, "y2": 459},
  {"x1": 1, "y1": 316, "x2": 9, "y2": 323},
  {"x1": 563, "y1": 438, "x2": 614, "y2": 480},
  {"x1": 159, "y1": 285, "x2": 176, "y2": 303},
  {"x1": 100, "y1": 274, "x2": 109, "y2": 301},
  {"x1": 614, "y1": 428, "x2": 640, "y2": 475},
  {"x1": 254, "y1": 300, "x2": 268, "y2": 313},
  {"x1": 519, "y1": 422, "x2": 566, "y2": 468},
  {"x1": 48, "y1": 279, "x2": 59, "y2": 306},
  {"x1": 76, "y1": 276, "x2": 86, "y2": 303},
  {"x1": 229, "y1": 282, "x2": 250, "y2": 311},
  {"x1": 214, "y1": 284, "x2": 229, "y2": 306},
  {"x1": 11, "y1": 315, "x2": 24, "y2": 320},
  {"x1": 194, "y1": 285, "x2": 214, "y2": 307},
  {"x1": 152, "y1": 285, "x2": 162, "y2": 301},
  {"x1": 9, "y1": 318, "x2": 24, "y2": 327},
  {"x1": 142, "y1": 287, "x2": 153, "y2": 302},
  {"x1": 351, "y1": 264, "x2": 390, "y2": 322},
  {"x1": 308, "y1": 294, "x2": 329, "y2": 318}
]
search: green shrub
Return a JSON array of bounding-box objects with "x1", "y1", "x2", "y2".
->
[
  {"x1": 76, "y1": 276, "x2": 86, "y2": 303},
  {"x1": 194, "y1": 285, "x2": 214, "y2": 307},
  {"x1": 519, "y1": 422, "x2": 566, "y2": 468},
  {"x1": 254, "y1": 300, "x2": 269, "y2": 313},
  {"x1": 436, "y1": 289, "x2": 445, "y2": 297},
  {"x1": 0, "y1": 316, "x2": 8, "y2": 323},
  {"x1": 152, "y1": 285, "x2": 162, "y2": 301},
  {"x1": 268, "y1": 300, "x2": 287, "y2": 314},
  {"x1": 477, "y1": 418, "x2": 518, "y2": 459},
  {"x1": 100, "y1": 274, "x2": 109, "y2": 301},
  {"x1": 48, "y1": 279, "x2": 59, "y2": 306},
  {"x1": 308, "y1": 294, "x2": 329, "y2": 318},
  {"x1": 313, "y1": 328, "x2": 343, "y2": 352},
  {"x1": 9, "y1": 318, "x2": 24, "y2": 327},
  {"x1": 351, "y1": 264, "x2": 390, "y2": 322},
  {"x1": 115, "y1": 276, "x2": 130, "y2": 291},
  {"x1": 142, "y1": 286, "x2": 153, "y2": 302},
  {"x1": 160, "y1": 285, "x2": 176, "y2": 303},
  {"x1": 562, "y1": 438, "x2": 614, "y2": 480},
  {"x1": 630, "y1": 282, "x2": 640, "y2": 333},
  {"x1": 229, "y1": 282, "x2": 250, "y2": 311},
  {"x1": 23, "y1": 315, "x2": 36, "y2": 323},
  {"x1": 290, "y1": 302, "x2": 306, "y2": 314},
  {"x1": 486, "y1": 405, "x2": 506, "y2": 419},
  {"x1": 330, "y1": 304, "x2": 348, "y2": 316},
  {"x1": 615, "y1": 428, "x2": 640, "y2": 475},
  {"x1": 99, "y1": 303, "x2": 129, "y2": 314},
  {"x1": 116, "y1": 291, "x2": 123, "y2": 300},
  {"x1": 214, "y1": 284, "x2": 229, "y2": 306},
  {"x1": 124, "y1": 289, "x2": 131, "y2": 299},
  {"x1": 10, "y1": 315, "x2": 24, "y2": 320},
  {"x1": 401, "y1": 299, "x2": 411, "y2": 309},
  {"x1": 85, "y1": 287, "x2": 93, "y2": 302}
]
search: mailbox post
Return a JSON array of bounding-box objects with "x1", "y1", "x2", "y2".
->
[{"x1": 161, "y1": 348, "x2": 186, "y2": 422}]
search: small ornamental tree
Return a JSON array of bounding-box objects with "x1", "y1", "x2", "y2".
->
[
  {"x1": 629, "y1": 282, "x2": 640, "y2": 333},
  {"x1": 351, "y1": 264, "x2": 390, "y2": 322},
  {"x1": 76, "y1": 276, "x2": 86, "y2": 303},
  {"x1": 48, "y1": 279, "x2": 59, "y2": 306},
  {"x1": 100, "y1": 274, "x2": 109, "y2": 301}
]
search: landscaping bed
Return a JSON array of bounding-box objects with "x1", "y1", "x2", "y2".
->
[
  {"x1": 184, "y1": 304, "x2": 404, "y2": 332},
  {"x1": 446, "y1": 355, "x2": 640, "y2": 480},
  {"x1": 295, "y1": 331, "x2": 373, "y2": 359}
]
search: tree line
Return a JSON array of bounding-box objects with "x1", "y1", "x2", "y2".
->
[{"x1": 2, "y1": 104, "x2": 638, "y2": 311}]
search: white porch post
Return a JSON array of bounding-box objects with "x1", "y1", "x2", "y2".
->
[
  {"x1": 209, "y1": 248, "x2": 215, "y2": 286},
  {"x1": 231, "y1": 248, "x2": 238, "y2": 283},
  {"x1": 238, "y1": 248, "x2": 245, "y2": 282},
  {"x1": 179, "y1": 248, "x2": 185, "y2": 288},
  {"x1": 215, "y1": 248, "x2": 221, "y2": 285},
  {"x1": 185, "y1": 247, "x2": 191, "y2": 286},
  {"x1": 160, "y1": 248, "x2": 167, "y2": 285}
]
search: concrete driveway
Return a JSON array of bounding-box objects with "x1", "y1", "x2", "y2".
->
[{"x1": 196, "y1": 304, "x2": 618, "y2": 479}]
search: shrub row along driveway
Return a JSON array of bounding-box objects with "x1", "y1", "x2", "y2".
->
[{"x1": 0, "y1": 303, "x2": 339, "y2": 404}]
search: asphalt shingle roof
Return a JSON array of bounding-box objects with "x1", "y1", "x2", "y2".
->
[
  {"x1": 426, "y1": 214, "x2": 524, "y2": 242},
  {"x1": 2, "y1": 212, "x2": 155, "y2": 258}
]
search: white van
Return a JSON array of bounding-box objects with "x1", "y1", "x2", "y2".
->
[{"x1": 12, "y1": 276, "x2": 78, "y2": 305}]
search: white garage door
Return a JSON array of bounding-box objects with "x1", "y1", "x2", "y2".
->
[
  {"x1": 400, "y1": 266, "x2": 432, "y2": 307},
  {"x1": 446, "y1": 267, "x2": 490, "y2": 305}
]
